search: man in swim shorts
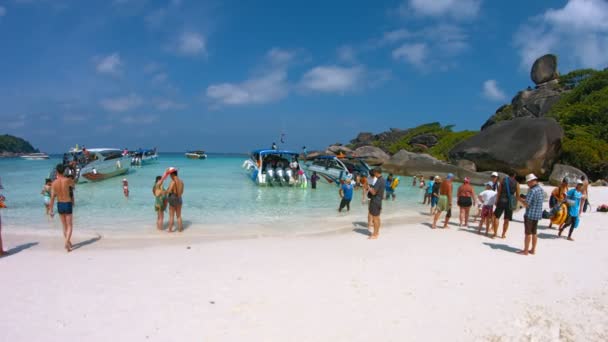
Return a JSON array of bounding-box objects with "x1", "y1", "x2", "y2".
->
[
  {"x1": 518, "y1": 173, "x2": 543, "y2": 255},
  {"x1": 166, "y1": 168, "x2": 185, "y2": 233},
  {"x1": 432, "y1": 173, "x2": 453, "y2": 228},
  {"x1": 366, "y1": 168, "x2": 385, "y2": 239},
  {"x1": 49, "y1": 164, "x2": 76, "y2": 252}
]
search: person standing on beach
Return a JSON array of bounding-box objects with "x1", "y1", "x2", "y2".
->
[
  {"x1": 165, "y1": 168, "x2": 184, "y2": 233},
  {"x1": 457, "y1": 177, "x2": 476, "y2": 227},
  {"x1": 548, "y1": 178, "x2": 568, "y2": 229},
  {"x1": 432, "y1": 173, "x2": 453, "y2": 228},
  {"x1": 49, "y1": 164, "x2": 76, "y2": 252},
  {"x1": 310, "y1": 171, "x2": 320, "y2": 189},
  {"x1": 338, "y1": 177, "x2": 354, "y2": 212},
  {"x1": 423, "y1": 176, "x2": 434, "y2": 205},
  {"x1": 490, "y1": 172, "x2": 500, "y2": 192},
  {"x1": 385, "y1": 173, "x2": 396, "y2": 201},
  {"x1": 559, "y1": 180, "x2": 585, "y2": 241},
  {"x1": 41, "y1": 178, "x2": 52, "y2": 215},
  {"x1": 430, "y1": 176, "x2": 441, "y2": 215},
  {"x1": 153, "y1": 176, "x2": 167, "y2": 230},
  {"x1": 493, "y1": 172, "x2": 520, "y2": 239},
  {"x1": 366, "y1": 168, "x2": 385, "y2": 239},
  {"x1": 477, "y1": 182, "x2": 497, "y2": 235},
  {"x1": 518, "y1": 173, "x2": 543, "y2": 255}
]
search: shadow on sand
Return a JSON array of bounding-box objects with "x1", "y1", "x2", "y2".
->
[
  {"x1": 482, "y1": 242, "x2": 520, "y2": 254},
  {"x1": 353, "y1": 228, "x2": 371, "y2": 237},
  {"x1": 538, "y1": 232, "x2": 560, "y2": 240},
  {"x1": 71, "y1": 235, "x2": 102, "y2": 251},
  {"x1": 3, "y1": 242, "x2": 39, "y2": 257}
]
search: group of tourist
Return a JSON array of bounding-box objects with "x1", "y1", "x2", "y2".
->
[{"x1": 422, "y1": 170, "x2": 589, "y2": 255}]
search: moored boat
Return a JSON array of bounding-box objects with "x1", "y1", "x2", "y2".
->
[
  {"x1": 242, "y1": 149, "x2": 307, "y2": 187},
  {"x1": 55, "y1": 148, "x2": 130, "y2": 183},
  {"x1": 130, "y1": 148, "x2": 158, "y2": 166},
  {"x1": 20, "y1": 153, "x2": 50, "y2": 160},
  {"x1": 303, "y1": 155, "x2": 371, "y2": 185},
  {"x1": 185, "y1": 150, "x2": 207, "y2": 159}
]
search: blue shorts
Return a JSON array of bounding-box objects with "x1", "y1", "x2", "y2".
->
[
  {"x1": 57, "y1": 202, "x2": 73, "y2": 215},
  {"x1": 431, "y1": 196, "x2": 438, "y2": 207}
]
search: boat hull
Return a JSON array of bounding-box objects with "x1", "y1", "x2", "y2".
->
[
  {"x1": 20, "y1": 153, "x2": 50, "y2": 160},
  {"x1": 186, "y1": 153, "x2": 207, "y2": 159},
  {"x1": 81, "y1": 167, "x2": 129, "y2": 182},
  {"x1": 78, "y1": 156, "x2": 131, "y2": 183}
]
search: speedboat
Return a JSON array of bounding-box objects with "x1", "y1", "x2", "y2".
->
[
  {"x1": 55, "y1": 148, "x2": 130, "y2": 183},
  {"x1": 304, "y1": 155, "x2": 371, "y2": 185},
  {"x1": 185, "y1": 150, "x2": 207, "y2": 159},
  {"x1": 130, "y1": 148, "x2": 158, "y2": 166},
  {"x1": 20, "y1": 153, "x2": 50, "y2": 160},
  {"x1": 242, "y1": 149, "x2": 307, "y2": 187}
]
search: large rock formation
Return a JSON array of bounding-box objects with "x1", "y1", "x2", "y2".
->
[
  {"x1": 548, "y1": 164, "x2": 587, "y2": 186},
  {"x1": 327, "y1": 145, "x2": 353, "y2": 154},
  {"x1": 383, "y1": 150, "x2": 504, "y2": 185},
  {"x1": 353, "y1": 146, "x2": 390, "y2": 166},
  {"x1": 409, "y1": 133, "x2": 438, "y2": 147},
  {"x1": 531, "y1": 54, "x2": 559, "y2": 85},
  {"x1": 449, "y1": 117, "x2": 563, "y2": 178},
  {"x1": 481, "y1": 55, "x2": 567, "y2": 130}
]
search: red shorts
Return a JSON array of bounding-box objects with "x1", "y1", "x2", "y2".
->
[{"x1": 481, "y1": 205, "x2": 493, "y2": 219}]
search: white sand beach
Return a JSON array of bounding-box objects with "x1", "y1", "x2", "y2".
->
[{"x1": 1, "y1": 185, "x2": 607, "y2": 341}]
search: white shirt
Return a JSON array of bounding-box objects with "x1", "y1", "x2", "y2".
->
[{"x1": 479, "y1": 189, "x2": 497, "y2": 206}]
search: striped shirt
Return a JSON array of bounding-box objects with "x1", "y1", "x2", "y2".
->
[{"x1": 525, "y1": 185, "x2": 544, "y2": 221}]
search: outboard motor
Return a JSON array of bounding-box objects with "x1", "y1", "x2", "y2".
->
[
  {"x1": 266, "y1": 165, "x2": 275, "y2": 184},
  {"x1": 276, "y1": 168, "x2": 285, "y2": 185},
  {"x1": 285, "y1": 168, "x2": 293, "y2": 184}
]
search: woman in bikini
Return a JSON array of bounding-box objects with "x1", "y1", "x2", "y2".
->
[{"x1": 153, "y1": 176, "x2": 167, "y2": 230}]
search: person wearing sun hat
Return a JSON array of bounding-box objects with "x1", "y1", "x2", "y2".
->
[
  {"x1": 490, "y1": 172, "x2": 500, "y2": 192},
  {"x1": 518, "y1": 173, "x2": 544, "y2": 255},
  {"x1": 559, "y1": 179, "x2": 585, "y2": 241},
  {"x1": 493, "y1": 171, "x2": 520, "y2": 239}
]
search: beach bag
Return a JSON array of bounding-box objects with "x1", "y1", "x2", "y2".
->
[{"x1": 505, "y1": 178, "x2": 517, "y2": 210}]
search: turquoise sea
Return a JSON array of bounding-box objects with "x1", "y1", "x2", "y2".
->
[{"x1": 0, "y1": 153, "x2": 455, "y2": 236}]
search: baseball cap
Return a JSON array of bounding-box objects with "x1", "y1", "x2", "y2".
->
[
  {"x1": 485, "y1": 181, "x2": 493, "y2": 187},
  {"x1": 525, "y1": 173, "x2": 538, "y2": 182},
  {"x1": 491, "y1": 172, "x2": 498, "y2": 177},
  {"x1": 446, "y1": 173, "x2": 454, "y2": 180},
  {"x1": 576, "y1": 179, "x2": 584, "y2": 185}
]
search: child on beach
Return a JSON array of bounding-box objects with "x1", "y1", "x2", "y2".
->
[
  {"x1": 122, "y1": 178, "x2": 129, "y2": 198},
  {"x1": 41, "y1": 178, "x2": 52, "y2": 215},
  {"x1": 338, "y1": 177, "x2": 354, "y2": 212},
  {"x1": 430, "y1": 176, "x2": 441, "y2": 215},
  {"x1": 477, "y1": 182, "x2": 497, "y2": 235}
]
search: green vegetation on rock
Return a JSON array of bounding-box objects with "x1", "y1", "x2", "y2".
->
[
  {"x1": 549, "y1": 69, "x2": 608, "y2": 179},
  {"x1": 0, "y1": 134, "x2": 37, "y2": 153},
  {"x1": 385, "y1": 122, "x2": 477, "y2": 161}
]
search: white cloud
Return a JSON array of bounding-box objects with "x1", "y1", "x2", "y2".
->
[
  {"x1": 266, "y1": 48, "x2": 295, "y2": 65},
  {"x1": 482, "y1": 80, "x2": 507, "y2": 101},
  {"x1": 175, "y1": 31, "x2": 206, "y2": 56},
  {"x1": 155, "y1": 99, "x2": 186, "y2": 111},
  {"x1": 392, "y1": 43, "x2": 428, "y2": 68},
  {"x1": 96, "y1": 53, "x2": 123, "y2": 76},
  {"x1": 382, "y1": 29, "x2": 413, "y2": 43},
  {"x1": 0, "y1": 6, "x2": 6, "y2": 17},
  {"x1": 300, "y1": 65, "x2": 363, "y2": 93},
  {"x1": 206, "y1": 70, "x2": 288, "y2": 106},
  {"x1": 337, "y1": 45, "x2": 357, "y2": 63},
  {"x1": 514, "y1": 0, "x2": 608, "y2": 70},
  {"x1": 401, "y1": 0, "x2": 481, "y2": 20},
  {"x1": 120, "y1": 114, "x2": 160, "y2": 125},
  {"x1": 100, "y1": 94, "x2": 143, "y2": 112}
]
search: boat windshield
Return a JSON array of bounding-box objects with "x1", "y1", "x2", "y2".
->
[{"x1": 100, "y1": 150, "x2": 123, "y2": 161}]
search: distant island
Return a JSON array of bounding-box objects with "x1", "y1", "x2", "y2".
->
[{"x1": 0, "y1": 134, "x2": 38, "y2": 157}]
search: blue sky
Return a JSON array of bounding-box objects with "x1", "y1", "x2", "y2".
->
[{"x1": 1, "y1": 0, "x2": 607, "y2": 153}]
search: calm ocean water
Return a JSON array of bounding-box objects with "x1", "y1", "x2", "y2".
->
[{"x1": 0, "y1": 153, "x2": 462, "y2": 236}]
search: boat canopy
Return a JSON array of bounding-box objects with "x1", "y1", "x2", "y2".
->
[{"x1": 251, "y1": 149, "x2": 300, "y2": 156}]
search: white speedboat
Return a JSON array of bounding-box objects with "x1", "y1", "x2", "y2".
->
[
  {"x1": 242, "y1": 149, "x2": 307, "y2": 187},
  {"x1": 58, "y1": 148, "x2": 130, "y2": 183},
  {"x1": 20, "y1": 153, "x2": 49, "y2": 160},
  {"x1": 185, "y1": 150, "x2": 207, "y2": 159},
  {"x1": 304, "y1": 155, "x2": 371, "y2": 185},
  {"x1": 130, "y1": 148, "x2": 158, "y2": 166}
]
